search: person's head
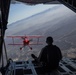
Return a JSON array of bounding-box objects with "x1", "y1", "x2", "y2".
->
[{"x1": 46, "y1": 36, "x2": 53, "y2": 45}]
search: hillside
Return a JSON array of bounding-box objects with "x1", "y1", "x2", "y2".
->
[{"x1": 5, "y1": 5, "x2": 76, "y2": 61}]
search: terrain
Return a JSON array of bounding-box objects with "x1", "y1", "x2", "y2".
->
[{"x1": 4, "y1": 5, "x2": 76, "y2": 62}]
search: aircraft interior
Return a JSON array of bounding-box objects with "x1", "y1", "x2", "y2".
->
[{"x1": 0, "y1": 0, "x2": 76, "y2": 75}]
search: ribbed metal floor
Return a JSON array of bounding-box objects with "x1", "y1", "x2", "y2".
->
[{"x1": 5, "y1": 58, "x2": 76, "y2": 75}]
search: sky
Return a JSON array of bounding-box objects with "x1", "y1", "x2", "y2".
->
[{"x1": 8, "y1": 2, "x2": 59, "y2": 25}]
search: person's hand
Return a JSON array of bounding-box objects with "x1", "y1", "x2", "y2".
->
[{"x1": 31, "y1": 54, "x2": 37, "y2": 59}]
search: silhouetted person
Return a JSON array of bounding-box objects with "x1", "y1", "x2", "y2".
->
[{"x1": 31, "y1": 36, "x2": 62, "y2": 72}]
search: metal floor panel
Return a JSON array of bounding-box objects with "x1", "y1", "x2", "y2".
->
[{"x1": 5, "y1": 58, "x2": 76, "y2": 75}]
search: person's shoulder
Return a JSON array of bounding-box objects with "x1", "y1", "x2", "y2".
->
[
  {"x1": 42, "y1": 45, "x2": 48, "y2": 49},
  {"x1": 53, "y1": 45, "x2": 57, "y2": 47},
  {"x1": 43, "y1": 45, "x2": 49, "y2": 47},
  {"x1": 53, "y1": 45, "x2": 60, "y2": 49}
]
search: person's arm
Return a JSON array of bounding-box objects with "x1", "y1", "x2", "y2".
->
[
  {"x1": 57, "y1": 46, "x2": 62, "y2": 61},
  {"x1": 38, "y1": 47, "x2": 47, "y2": 62},
  {"x1": 38, "y1": 48, "x2": 44, "y2": 61}
]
